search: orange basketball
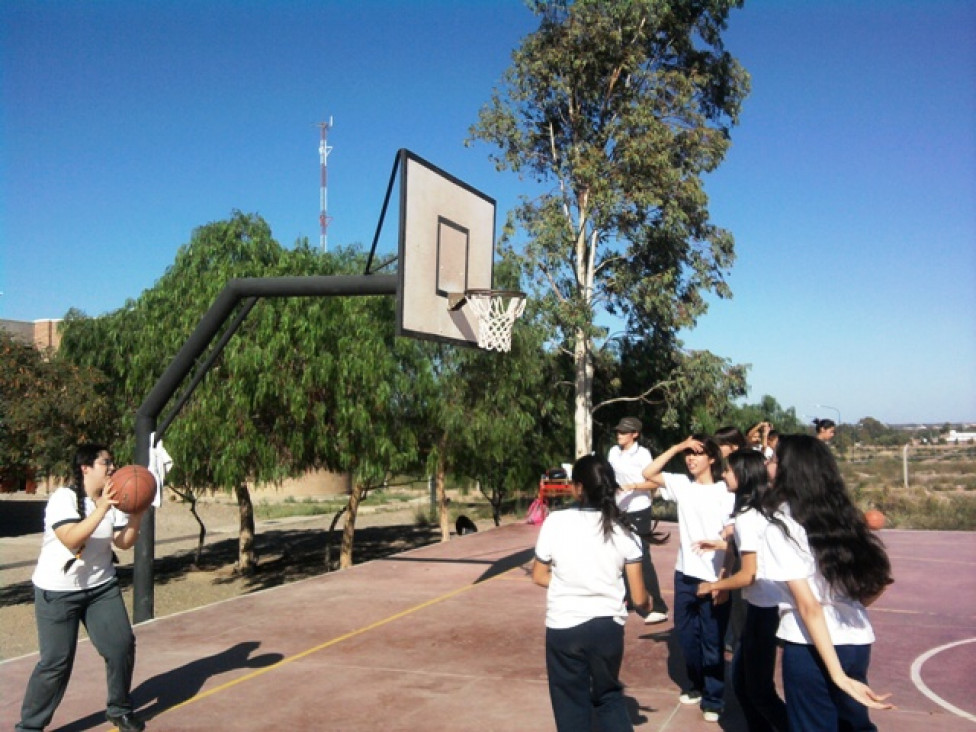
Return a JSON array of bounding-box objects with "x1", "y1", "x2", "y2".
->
[
  {"x1": 864, "y1": 509, "x2": 885, "y2": 531},
  {"x1": 112, "y1": 464, "x2": 157, "y2": 514}
]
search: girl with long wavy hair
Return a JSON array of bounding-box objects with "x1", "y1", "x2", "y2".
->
[
  {"x1": 761, "y1": 435, "x2": 894, "y2": 731},
  {"x1": 694, "y1": 449, "x2": 787, "y2": 731},
  {"x1": 532, "y1": 454, "x2": 649, "y2": 731}
]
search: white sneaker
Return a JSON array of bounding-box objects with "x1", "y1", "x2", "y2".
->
[
  {"x1": 678, "y1": 691, "x2": 702, "y2": 705},
  {"x1": 703, "y1": 710, "x2": 721, "y2": 723},
  {"x1": 644, "y1": 611, "x2": 669, "y2": 624}
]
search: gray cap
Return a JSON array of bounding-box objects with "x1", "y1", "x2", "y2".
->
[{"x1": 614, "y1": 417, "x2": 642, "y2": 433}]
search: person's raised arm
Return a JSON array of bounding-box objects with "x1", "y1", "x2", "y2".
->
[
  {"x1": 641, "y1": 436, "x2": 703, "y2": 489},
  {"x1": 787, "y1": 578, "x2": 894, "y2": 711}
]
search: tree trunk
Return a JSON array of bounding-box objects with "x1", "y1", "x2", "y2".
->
[
  {"x1": 339, "y1": 481, "x2": 366, "y2": 569},
  {"x1": 235, "y1": 482, "x2": 257, "y2": 575},
  {"x1": 574, "y1": 326, "x2": 594, "y2": 457},
  {"x1": 436, "y1": 437, "x2": 450, "y2": 541}
]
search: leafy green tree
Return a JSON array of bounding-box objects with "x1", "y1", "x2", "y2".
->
[
  {"x1": 60, "y1": 213, "x2": 426, "y2": 572},
  {"x1": 0, "y1": 331, "x2": 113, "y2": 487},
  {"x1": 470, "y1": 0, "x2": 749, "y2": 456},
  {"x1": 424, "y1": 306, "x2": 571, "y2": 532}
]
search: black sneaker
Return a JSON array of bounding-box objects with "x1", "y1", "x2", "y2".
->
[{"x1": 106, "y1": 712, "x2": 146, "y2": 731}]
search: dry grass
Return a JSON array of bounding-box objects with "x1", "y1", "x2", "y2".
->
[{"x1": 840, "y1": 445, "x2": 976, "y2": 530}]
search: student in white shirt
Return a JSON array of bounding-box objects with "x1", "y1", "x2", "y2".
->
[
  {"x1": 694, "y1": 449, "x2": 787, "y2": 732},
  {"x1": 642, "y1": 435, "x2": 735, "y2": 724},
  {"x1": 607, "y1": 416, "x2": 669, "y2": 624},
  {"x1": 533, "y1": 455, "x2": 648, "y2": 732},
  {"x1": 761, "y1": 435, "x2": 893, "y2": 731},
  {"x1": 17, "y1": 444, "x2": 147, "y2": 732}
]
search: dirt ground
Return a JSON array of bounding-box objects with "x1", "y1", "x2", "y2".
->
[{"x1": 0, "y1": 493, "x2": 511, "y2": 661}]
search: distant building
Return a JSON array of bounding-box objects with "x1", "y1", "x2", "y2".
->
[
  {"x1": 947, "y1": 430, "x2": 976, "y2": 444},
  {"x1": 0, "y1": 318, "x2": 63, "y2": 350}
]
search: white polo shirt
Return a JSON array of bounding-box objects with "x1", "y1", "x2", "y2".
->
[
  {"x1": 608, "y1": 443, "x2": 653, "y2": 512},
  {"x1": 733, "y1": 507, "x2": 779, "y2": 607},
  {"x1": 659, "y1": 473, "x2": 735, "y2": 581},
  {"x1": 763, "y1": 507, "x2": 875, "y2": 646},
  {"x1": 535, "y1": 508, "x2": 643, "y2": 628},
  {"x1": 31, "y1": 486, "x2": 128, "y2": 592}
]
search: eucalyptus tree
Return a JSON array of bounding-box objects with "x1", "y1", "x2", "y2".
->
[
  {"x1": 470, "y1": 0, "x2": 750, "y2": 456},
  {"x1": 419, "y1": 305, "x2": 571, "y2": 536}
]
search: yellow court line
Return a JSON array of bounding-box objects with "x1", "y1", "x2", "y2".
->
[{"x1": 156, "y1": 567, "x2": 517, "y2": 719}]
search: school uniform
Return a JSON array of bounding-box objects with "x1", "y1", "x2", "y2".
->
[
  {"x1": 659, "y1": 473, "x2": 735, "y2": 715},
  {"x1": 535, "y1": 507, "x2": 643, "y2": 731},
  {"x1": 608, "y1": 443, "x2": 667, "y2": 615},
  {"x1": 17, "y1": 488, "x2": 137, "y2": 732},
  {"x1": 763, "y1": 508, "x2": 877, "y2": 732},
  {"x1": 730, "y1": 508, "x2": 787, "y2": 732}
]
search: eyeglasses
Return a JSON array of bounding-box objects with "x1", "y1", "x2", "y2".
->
[{"x1": 95, "y1": 459, "x2": 115, "y2": 468}]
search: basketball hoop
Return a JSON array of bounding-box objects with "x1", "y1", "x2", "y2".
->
[{"x1": 462, "y1": 289, "x2": 526, "y2": 352}]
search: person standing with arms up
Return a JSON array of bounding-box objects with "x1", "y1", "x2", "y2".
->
[
  {"x1": 642, "y1": 436, "x2": 735, "y2": 724},
  {"x1": 607, "y1": 417, "x2": 669, "y2": 624},
  {"x1": 17, "y1": 444, "x2": 147, "y2": 732},
  {"x1": 533, "y1": 455, "x2": 649, "y2": 732}
]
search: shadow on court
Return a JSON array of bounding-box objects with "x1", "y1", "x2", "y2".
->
[{"x1": 0, "y1": 523, "x2": 972, "y2": 730}]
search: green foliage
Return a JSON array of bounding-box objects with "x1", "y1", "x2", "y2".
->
[
  {"x1": 59, "y1": 213, "x2": 427, "y2": 495},
  {"x1": 0, "y1": 331, "x2": 113, "y2": 483},
  {"x1": 469, "y1": 0, "x2": 750, "y2": 452}
]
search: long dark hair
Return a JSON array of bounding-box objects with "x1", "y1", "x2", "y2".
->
[
  {"x1": 763, "y1": 435, "x2": 892, "y2": 603},
  {"x1": 727, "y1": 449, "x2": 770, "y2": 515},
  {"x1": 70, "y1": 443, "x2": 110, "y2": 519},
  {"x1": 571, "y1": 455, "x2": 668, "y2": 545}
]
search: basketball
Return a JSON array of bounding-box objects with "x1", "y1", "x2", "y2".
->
[
  {"x1": 112, "y1": 464, "x2": 157, "y2": 514},
  {"x1": 864, "y1": 509, "x2": 885, "y2": 531}
]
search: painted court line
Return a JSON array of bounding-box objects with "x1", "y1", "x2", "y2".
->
[
  {"x1": 153, "y1": 567, "x2": 515, "y2": 721},
  {"x1": 909, "y1": 637, "x2": 976, "y2": 723}
]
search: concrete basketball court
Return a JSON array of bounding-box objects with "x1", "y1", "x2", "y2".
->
[{"x1": 1, "y1": 521, "x2": 973, "y2": 730}]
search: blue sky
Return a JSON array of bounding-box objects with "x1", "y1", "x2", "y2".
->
[{"x1": 2, "y1": 1, "x2": 973, "y2": 425}]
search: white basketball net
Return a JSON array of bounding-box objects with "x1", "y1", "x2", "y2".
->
[{"x1": 466, "y1": 291, "x2": 526, "y2": 352}]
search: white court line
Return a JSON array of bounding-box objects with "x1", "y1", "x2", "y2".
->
[{"x1": 909, "y1": 637, "x2": 976, "y2": 722}]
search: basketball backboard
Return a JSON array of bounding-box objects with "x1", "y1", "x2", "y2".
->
[{"x1": 395, "y1": 149, "x2": 495, "y2": 347}]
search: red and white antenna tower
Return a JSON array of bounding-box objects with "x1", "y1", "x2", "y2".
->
[{"x1": 317, "y1": 117, "x2": 334, "y2": 251}]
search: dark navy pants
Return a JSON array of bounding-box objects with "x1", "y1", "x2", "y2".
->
[
  {"x1": 782, "y1": 641, "x2": 876, "y2": 731},
  {"x1": 17, "y1": 579, "x2": 136, "y2": 732},
  {"x1": 622, "y1": 507, "x2": 668, "y2": 614},
  {"x1": 673, "y1": 571, "x2": 730, "y2": 713},
  {"x1": 545, "y1": 617, "x2": 633, "y2": 732},
  {"x1": 732, "y1": 603, "x2": 787, "y2": 731}
]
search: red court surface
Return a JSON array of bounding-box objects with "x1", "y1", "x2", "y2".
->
[{"x1": 1, "y1": 522, "x2": 974, "y2": 731}]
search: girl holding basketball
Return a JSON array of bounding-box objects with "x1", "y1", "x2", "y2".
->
[
  {"x1": 694, "y1": 449, "x2": 787, "y2": 732},
  {"x1": 533, "y1": 454, "x2": 649, "y2": 731},
  {"x1": 17, "y1": 444, "x2": 147, "y2": 732},
  {"x1": 761, "y1": 435, "x2": 893, "y2": 731},
  {"x1": 641, "y1": 435, "x2": 735, "y2": 723}
]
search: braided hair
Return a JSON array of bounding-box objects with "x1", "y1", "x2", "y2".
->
[{"x1": 63, "y1": 443, "x2": 113, "y2": 573}]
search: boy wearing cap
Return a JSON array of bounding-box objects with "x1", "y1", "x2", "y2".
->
[{"x1": 608, "y1": 417, "x2": 669, "y2": 624}]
